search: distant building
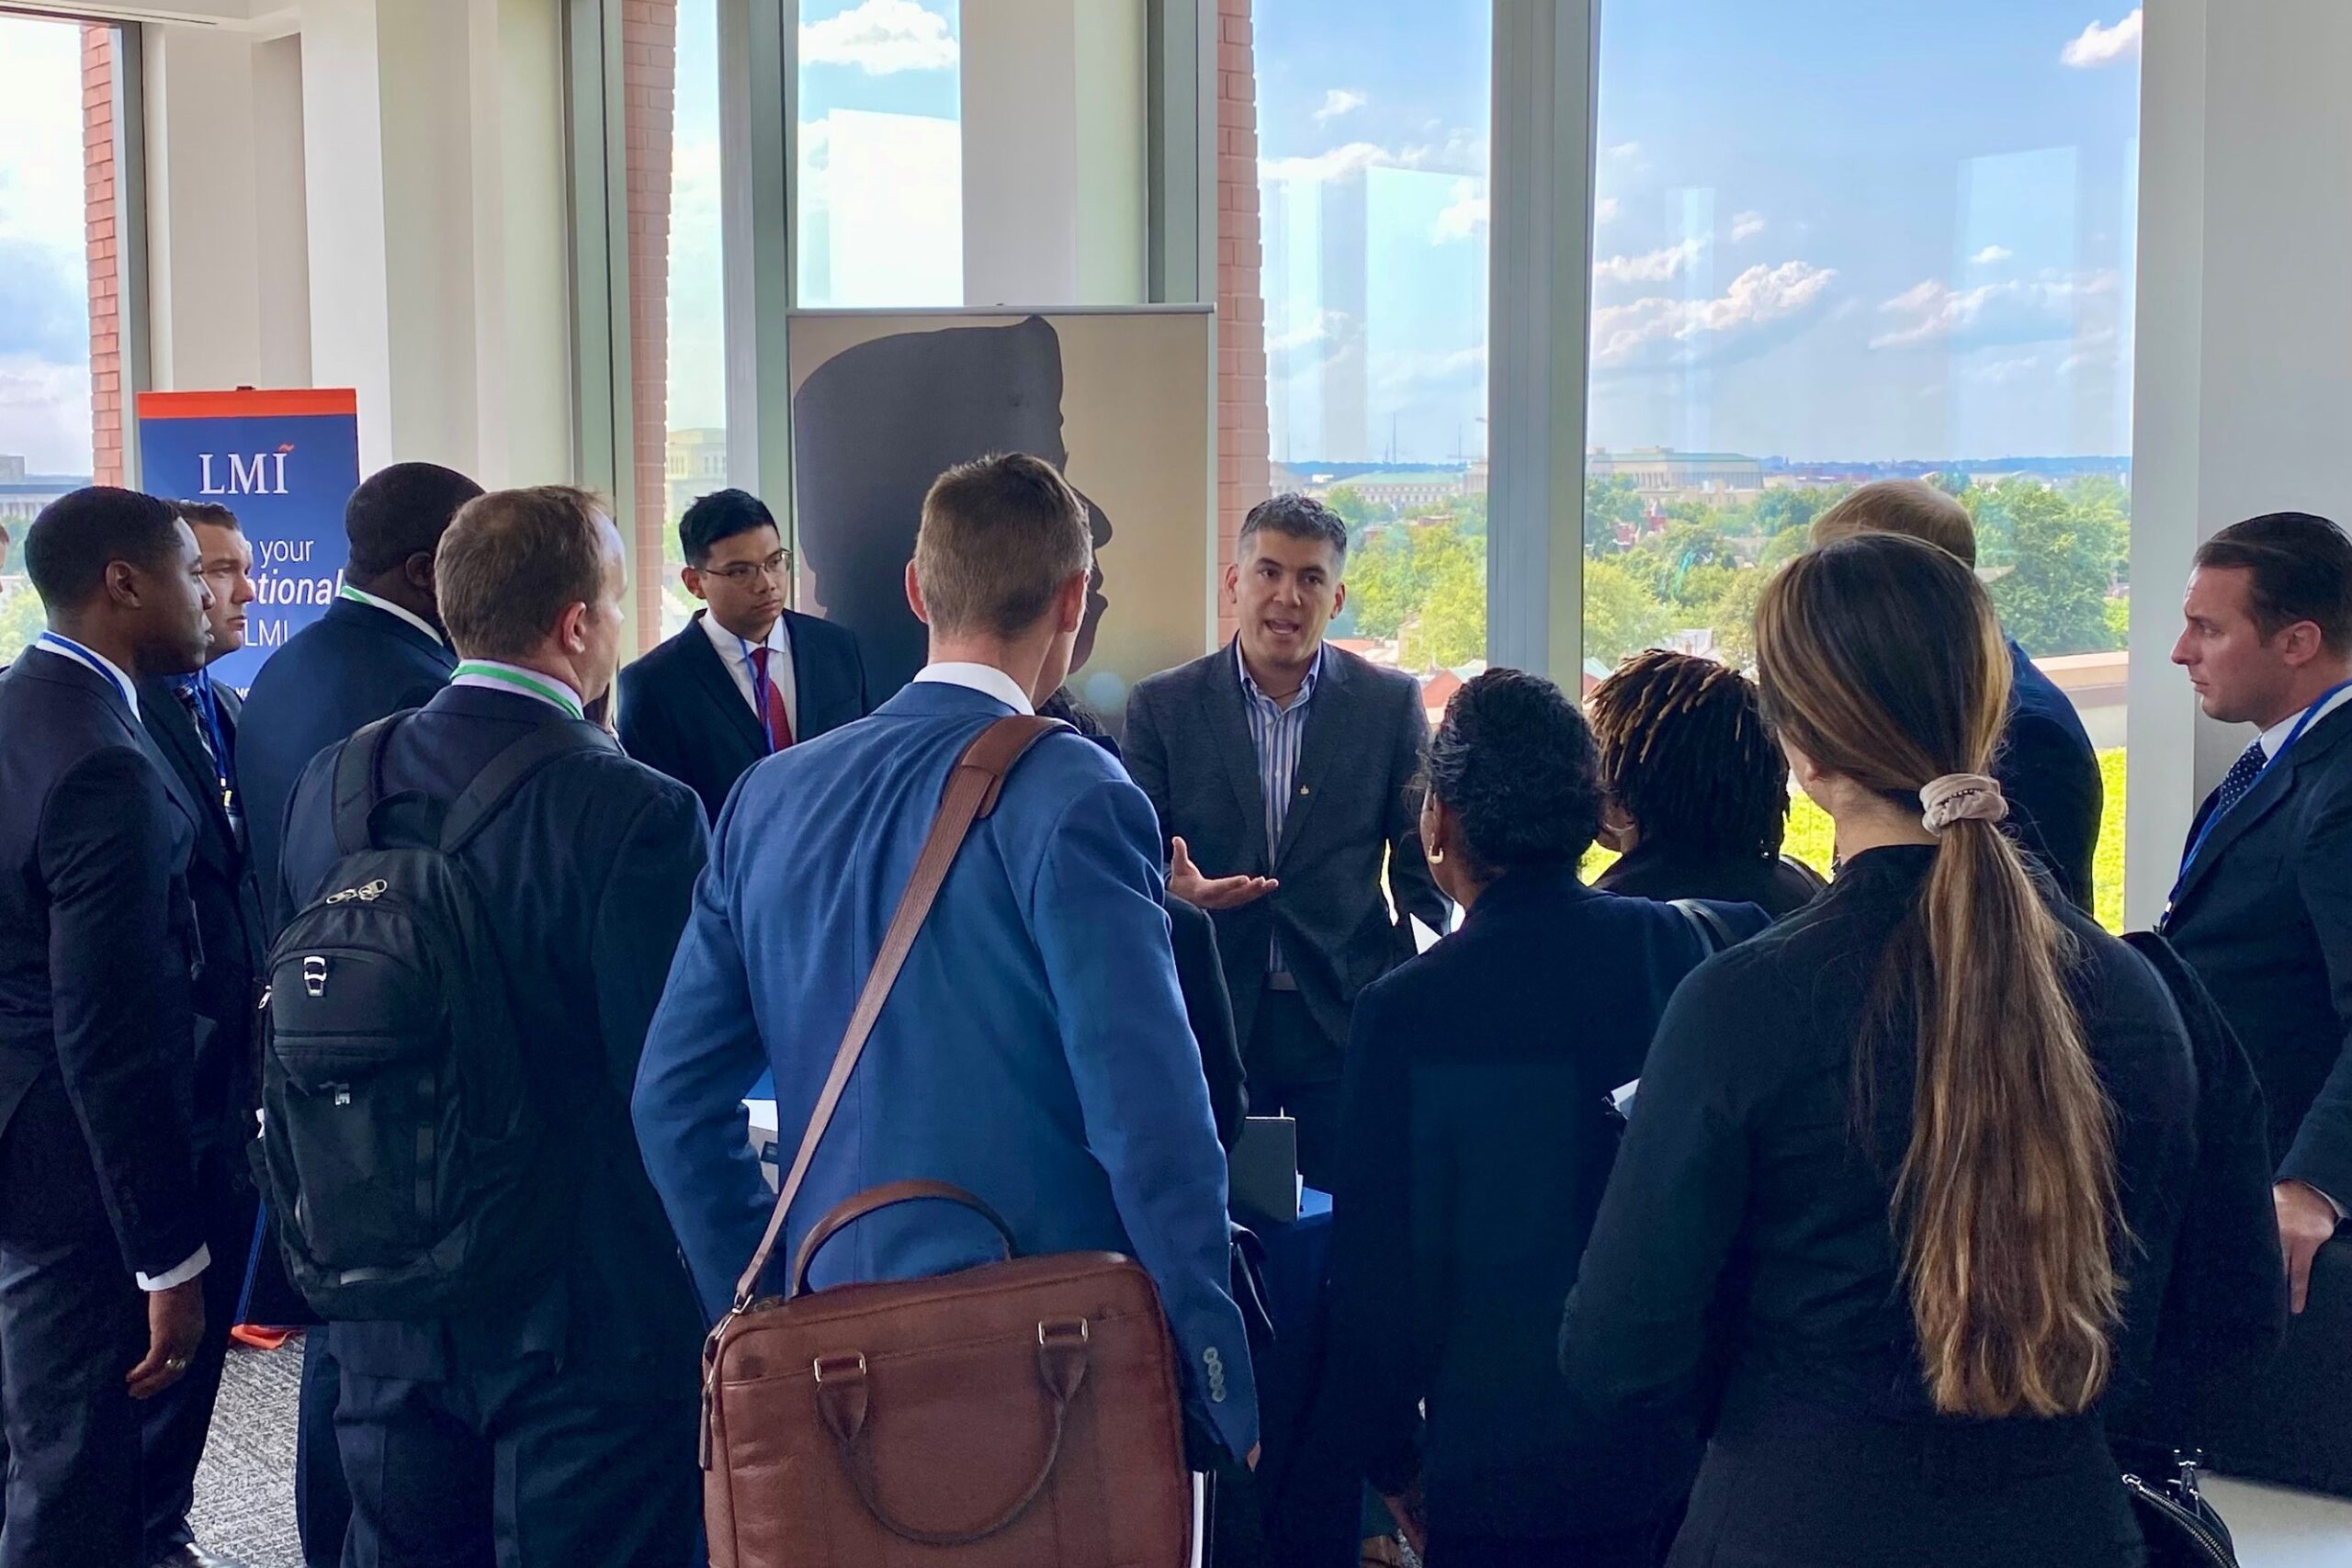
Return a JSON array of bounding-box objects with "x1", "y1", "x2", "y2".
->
[
  {"x1": 1589, "y1": 446, "x2": 1764, "y2": 503},
  {"x1": 0, "y1": 457, "x2": 92, "y2": 528},
  {"x1": 664, "y1": 428, "x2": 728, "y2": 525},
  {"x1": 1317, "y1": 468, "x2": 1467, "y2": 514}
]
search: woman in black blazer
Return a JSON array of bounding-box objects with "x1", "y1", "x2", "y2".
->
[
  {"x1": 1588, "y1": 649, "x2": 1824, "y2": 916},
  {"x1": 1559, "y1": 535, "x2": 2284, "y2": 1567},
  {"x1": 1327, "y1": 670, "x2": 1725, "y2": 1568}
]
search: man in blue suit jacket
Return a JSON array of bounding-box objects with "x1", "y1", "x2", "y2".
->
[
  {"x1": 617, "y1": 488, "x2": 869, "y2": 821},
  {"x1": 1813, "y1": 480, "x2": 2103, "y2": 908},
  {"x1": 231, "y1": 459, "x2": 477, "y2": 1568},
  {"x1": 0, "y1": 489, "x2": 215, "y2": 1566},
  {"x1": 635, "y1": 453, "x2": 1258, "y2": 1467},
  {"x1": 280, "y1": 487, "x2": 707, "y2": 1567}
]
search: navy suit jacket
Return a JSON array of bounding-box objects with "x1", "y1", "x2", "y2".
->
[
  {"x1": 1329, "y1": 868, "x2": 1716, "y2": 1535},
  {"x1": 281, "y1": 684, "x2": 709, "y2": 1391},
  {"x1": 0, "y1": 649, "x2": 206, "y2": 1279},
  {"x1": 616, "y1": 609, "x2": 870, "y2": 822},
  {"x1": 1124, "y1": 642, "x2": 1450, "y2": 1074},
  {"x1": 2165, "y1": 703, "x2": 2352, "y2": 1204},
  {"x1": 1999, "y1": 637, "x2": 2103, "y2": 911},
  {"x1": 141, "y1": 674, "x2": 268, "y2": 1148},
  {"x1": 237, "y1": 596, "x2": 456, "y2": 930},
  {"x1": 633, "y1": 680, "x2": 1259, "y2": 1458}
]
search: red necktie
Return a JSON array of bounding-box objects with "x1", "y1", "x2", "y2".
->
[{"x1": 747, "y1": 645, "x2": 794, "y2": 751}]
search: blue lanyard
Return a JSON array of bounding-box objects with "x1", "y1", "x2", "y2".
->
[
  {"x1": 2165, "y1": 676, "x2": 2352, "y2": 920},
  {"x1": 35, "y1": 631, "x2": 133, "y2": 710},
  {"x1": 182, "y1": 676, "x2": 235, "y2": 798},
  {"x1": 740, "y1": 636, "x2": 778, "y2": 754}
]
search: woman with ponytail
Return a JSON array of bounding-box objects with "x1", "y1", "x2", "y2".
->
[{"x1": 1559, "y1": 532, "x2": 2278, "y2": 1565}]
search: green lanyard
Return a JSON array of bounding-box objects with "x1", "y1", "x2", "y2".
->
[{"x1": 451, "y1": 660, "x2": 585, "y2": 721}]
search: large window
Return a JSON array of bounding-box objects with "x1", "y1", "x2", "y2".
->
[
  {"x1": 0, "y1": 14, "x2": 106, "y2": 655},
  {"x1": 796, "y1": 0, "x2": 963, "y2": 308},
  {"x1": 654, "y1": 0, "x2": 727, "y2": 640},
  {"x1": 1582, "y1": 2, "x2": 2140, "y2": 924},
  {"x1": 1252, "y1": 0, "x2": 1491, "y2": 715}
]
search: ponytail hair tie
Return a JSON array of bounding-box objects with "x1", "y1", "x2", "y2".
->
[{"x1": 1919, "y1": 773, "x2": 2008, "y2": 833}]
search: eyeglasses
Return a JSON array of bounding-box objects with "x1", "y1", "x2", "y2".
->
[{"x1": 704, "y1": 548, "x2": 791, "y2": 585}]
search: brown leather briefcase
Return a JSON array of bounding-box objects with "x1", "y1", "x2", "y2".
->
[{"x1": 702, "y1": 716, "x2": 1194, "y2": 1568}]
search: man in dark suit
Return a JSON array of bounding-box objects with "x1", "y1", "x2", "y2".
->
[
  {"x1": 232, "y1": 459, "x2": 478, "y2": 1568},
  {"x1": 279, "y1": 486, "x2": 707, "y2": 1566},
  {"x1": 1125, "y1": 493, "x2": 1449, "y2": 1190},
  {"x1": 0, "y1": 488, "x2": 215, "y2": 1567},
  {"x1": 616, "y1": 488, "x2": 869, "y2": 820},
  {"x1": 2164, "y1": 511, "x2": 2352, "y2": 1315},
  {"x1": 1812, "y1": 479, "x2": 2104, "y2": 909},
  {"x1": 135, "y1": 502, "x2": 268, "y2": 1568}
]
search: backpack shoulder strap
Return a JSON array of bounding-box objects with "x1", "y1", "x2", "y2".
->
[
  {"x1": 727, "y1": 715, "x2": 1070, "y2": 1313},
  {"x1": 330, "y1": 716, "x2": 404, "y2": 857},
  {"x1": 439, "y1": 717, "x2": 620, "y2": 856},
  {"x1": 1671, "y1": 897, "x2": 1740, "y2": 954}
]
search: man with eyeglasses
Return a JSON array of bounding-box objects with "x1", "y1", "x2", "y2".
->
[{"x1": 617, "y1": 489, "x2": 870, "y2": 823}]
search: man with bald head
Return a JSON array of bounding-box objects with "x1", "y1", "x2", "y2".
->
[{"x1": 1811, "y1": 479, "x2": 2104, "y2": 908}]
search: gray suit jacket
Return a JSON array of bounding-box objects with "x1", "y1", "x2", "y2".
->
[{"x1": 1124, "y1": 640, "x2": 1448, "y2": 1077}]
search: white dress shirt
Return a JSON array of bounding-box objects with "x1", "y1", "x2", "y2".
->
[
  {"x1": 700, "y1": 612, "x2": 798, "y2": 738},
  {"x1": 911, "y1": 661, "x2": 1035, "y2": 715},
  {"x1": 338, "y1": 582, "x2": 446, "y2": 647}
]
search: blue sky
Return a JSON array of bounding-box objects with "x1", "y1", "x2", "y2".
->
[
  {"x1": 1257, "y1": 0, "x2": 2142, "y2": 465},
  {"x1": 0, "y1": 17, "x2": 97, "y2": 475}
]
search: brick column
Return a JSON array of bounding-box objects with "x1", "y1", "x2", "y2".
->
[
  {"x1": 1216, "y1": 0, "x2": 1270, "y2": 645},
  {"x1": 623, "y1": 0, "x2": 679, "y2": 651},
  {"x1": 82, "y1": 25, "x2": 121, "y2": 487}
]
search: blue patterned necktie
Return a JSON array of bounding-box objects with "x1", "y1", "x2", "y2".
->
[{"x1": 2211, "y1": 739, "x2": 2268, "y2": 821}]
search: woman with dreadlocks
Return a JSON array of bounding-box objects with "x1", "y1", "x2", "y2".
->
[{"x1": 1587, "y1": 649, "x2": 1826, "y2": 917}]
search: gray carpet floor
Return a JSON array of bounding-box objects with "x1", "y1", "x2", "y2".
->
[{"x1": 188, "y1": 1338, "x2": 304, "y2": 1568}]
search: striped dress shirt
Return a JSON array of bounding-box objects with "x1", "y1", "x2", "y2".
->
[{"x1": 1238, "y1": 640, "x2": 1323, "y2": 976}]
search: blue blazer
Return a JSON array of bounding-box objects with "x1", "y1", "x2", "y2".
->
[
  {"x1": 2000, "y1": 637, "x2": 2103, "y2": 911},
  {"x1": 0, "y1": 649, "x2": 206, "y2": 1280},
  {"x1": 634, "y1": 680, "x2": 1259, "y2": 1459},
  {"x1": 281, "y1": 684, "x2": 709, "y2": 1392},
  {"x1": 236, "y1": 596, "x2": 456, "y2": 931},
  {"x1": 616, "y1": 609, "x2": 870, "y2": 823}
]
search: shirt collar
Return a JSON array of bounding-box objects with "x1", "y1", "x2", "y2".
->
[
  {"x1": 338, "y1": 582, "x2": 447, "y2": 647},
  {"x1": 2260, "y1": 682, "x2": 2352, "y2": 758},
  {"x1": 911, "y1": 661, "x2": 1036, "y2": 716},
  {"x1": 1236, "y1": 638, "x2": 1323, "y2": 708},
  {"x1": 35, "y1": 631, "x2": 140, "y2": 718},
  {"x1": 449, "y1": 659, "x2": 586, "y2": 721},
  {"x1": 699, "y1": 609, "x2": 788, "y2": 669}
]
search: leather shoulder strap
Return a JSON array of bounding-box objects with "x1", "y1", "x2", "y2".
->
[{"x1": 729, "y1": 714, "x2": 1070, "y2": 1310}]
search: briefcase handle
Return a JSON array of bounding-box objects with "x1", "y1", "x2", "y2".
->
[{"x1": 790, "y1": 1179, "x2": 1019, "y2": 1299}]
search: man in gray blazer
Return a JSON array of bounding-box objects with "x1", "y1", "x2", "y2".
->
[{"x1": 1125, "y1": 494, "x2": 1449, "y2": 1189}]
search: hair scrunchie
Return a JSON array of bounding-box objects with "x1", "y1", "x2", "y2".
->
[{"x1": 1919, "y1": 773, "x2": 2009, "y2": 833}]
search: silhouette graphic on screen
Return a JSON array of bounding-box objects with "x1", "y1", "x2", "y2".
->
[{"x1": 793, "y1": 315, "x2": 1113, "y2": 698}]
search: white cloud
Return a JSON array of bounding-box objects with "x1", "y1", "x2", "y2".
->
[
  {"x1": 1971, "y1": 244, "x2": 2015, "y2": 265},
  {"x1": 1433, "y1": 179, "x2": 1487, "y2": 243},
  {"x1": 2060, "y1": 8, "x2": 2142, "y2": 68},
  {"x1": 1595, "y1": 197, "x2": 1621, "y2": 225},
  {"x1": 1606, "y1": 141, "x2": 1642, "y2": 161},
  {"x1": 0, "y1": 355, "x2": 94, "y2": 474},
  {"x1": 0, "y1": 19, "x2": 86, "y2": 251},
  {"x1": 1730, "y1": 211, "x2": 1768, "y2": 243},
  {"x1": 1870, "y1": 269, "x2": 2121, "y2": 349},
  {"x1": 1261, "y1": 141, "x2": 1390, "y2": 185},
  {"x1": 1594, "y1": 239, "x2": 1704, "y2": 287},
  {"x1": 1313, "y1": 88, "x2": 1366, "y2": 122},
  {"x1": 1590, "y1": 260, "x2": 1838, "y2": 369},
  {"x1": 1973, "y1": 354, "x2": 2044, "y2": 385},
  {"x1": 1265, "y1": 309, "x2": 1351, "y2": 356},
  {"x1": 800, "y1": 0, "x2": 956, "y2": 74}
]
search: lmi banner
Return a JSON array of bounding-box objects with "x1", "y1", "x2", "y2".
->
[{"x1": 136, "y1": 389, "x2": 361, "y2": 689}]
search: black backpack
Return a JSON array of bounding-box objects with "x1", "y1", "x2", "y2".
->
[{"x1": 255, "y1": 712, "x2": 609, "y2": 1320}]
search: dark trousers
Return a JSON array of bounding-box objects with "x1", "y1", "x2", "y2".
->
[
  {"x1": 1427, "y1": 1524, "x2": 1665, "y2": 1568},
  {"x1": 0, "y1": 1076, "x2": 152, "y2": 1568},
  {"x1": 299, "y1": 1327, "x2": 352, "y2": 1568},
  {"x1": 141, "y1": 1142, "x2": 260, "y2": 1560},
  {"x1": 1246, "y1": 990, "x2": 1343, "y2": 1191},
  {"x1": 335, "y1": 1353, "x2": 701, "y2": 1568}
]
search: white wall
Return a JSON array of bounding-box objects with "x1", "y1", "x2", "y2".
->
[{"x1": 2126, "y1": 0, "x2": 2352, "y2": 926}]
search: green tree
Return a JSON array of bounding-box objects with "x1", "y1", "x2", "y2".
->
[
  {"x1": 1702, "y1": 562, "x2": 1776, "y2": 668},
  {"x1": 1582, "y1": 552, "x2": 1673, "y2": 667},
  {"x1": 0, "y1": 582, "x2": 45, "y2": 660},
  {"x1": 1399, "y1": 526, "x2": 1486, "y2": 670},
  {"x1": 1345, "y1": 525, "x2": 1420, "y2": 641},
  {"x1": 1985, "y1": 478, "x2": 2127, "y2": 656},
  {"x1": 1324, "y1": 484, "x2": 1381, "y2": 530},
  {"x1": 1584, "y1": 474, "x2": 1641, "y2": 556},
  {"x1": 2103, "y1": 593, "x2": 2130, "y2": 649}
]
